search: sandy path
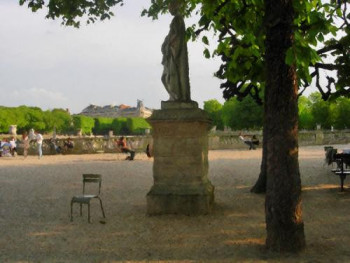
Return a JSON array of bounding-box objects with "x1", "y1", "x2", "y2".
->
[{"x1": 0, "y1": 145, "x2": 350, "y2": 262}]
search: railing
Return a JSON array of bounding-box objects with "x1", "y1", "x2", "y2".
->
[{"x1": 2, "y1": 130, "x2": 350, "y2": 155}]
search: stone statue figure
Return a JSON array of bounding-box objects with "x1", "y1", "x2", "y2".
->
[{"x1": 161, "y1": 0, "x2": 191, "y2": 102}]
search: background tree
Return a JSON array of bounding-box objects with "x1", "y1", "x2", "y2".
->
[
  {"x1": 50, "y1": 109, "x2": 73, "y2": 133},
  {"x1": 0, "y1": 106, "x2": 71, "y2": 134},
  {"x1": 24, "y1": 107, "x2": 46, "y2": 132},
  {"x1": 309, "y1": 92, "x2": 333, "y2": 129},
  {"x1": 0, "y1": 105, "x2": 152, "y2": 136},
  {"x1": 333, "y1": 97, "x2": 350, "y2": 129},
  {"x1": 221, "y1": 96, "x2": 263, "y2": 130},
  {"x1": 298, "y1": 96, "x2": 315, "y2": 130},
  {"x1": 0, "y1": 107, "x2": 14, "y2": 133},
  {"x1": 203, "y1": 99, "x2": 224, "y2": 130},
  {"x1": 43, "y1": 109, "x2": 72, "y2": 133}
]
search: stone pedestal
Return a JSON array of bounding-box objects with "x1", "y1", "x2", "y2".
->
[{"x1": 146, "y1": 101, "x2": 214, "y2": 215}]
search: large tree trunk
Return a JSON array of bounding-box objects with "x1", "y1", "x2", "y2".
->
[
  {"x1": 250, "y1": 125, "x2": 267, "y2": 193},
  {"x1": 264, "y1": 0, "x2": 306, "y2": 252}
]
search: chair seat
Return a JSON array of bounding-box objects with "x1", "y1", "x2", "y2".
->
[
  {"x1": 70, "y1": 174, "x2": 105, "y2": 223},
  {"x1": 72, "y1": 195, "x2": 98, "y2": 203}
]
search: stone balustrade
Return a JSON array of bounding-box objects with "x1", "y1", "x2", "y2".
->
[
  {"x1": 2, "y1": 130, "x2": 350, "y2": 156},
  {"x1": 11, "y1": 136, "x2": 152, "y2": 156},
  {"x1": 208, "y1": 130, "x2": 350, "y2": 150}
]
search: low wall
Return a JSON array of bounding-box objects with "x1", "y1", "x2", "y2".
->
[
  {"x1": 208, "y1": 132, "x2": 261, "y2": 150},
  {"x1": 13, "y1": 136, "x2": 153, "y2": 156},
  {"x1": 208, "y1": 130, "x2": 350, "y2": 150},
  {"x1": 4, "y1": 130, "x2": 350, "y2": 156}
]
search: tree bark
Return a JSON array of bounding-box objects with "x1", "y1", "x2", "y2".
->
[
  {"x1": 264, "y1": 0, "x2": 306, "y2": 252},
  {"x1": 250, "y1": 125, "x2": 267, "y2": 193}
]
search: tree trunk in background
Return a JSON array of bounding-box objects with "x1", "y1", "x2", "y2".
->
[{"x1": 264, "y1": 0, "x2": 306, "y2": 252}]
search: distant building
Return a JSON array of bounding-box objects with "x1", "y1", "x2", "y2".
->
[{"x1": 79, "y1": 100, "x2": 153, "y2": 118}]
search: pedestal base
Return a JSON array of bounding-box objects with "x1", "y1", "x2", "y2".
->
[
  {"x1": 147, "y1": 184, "x2": 214, "y2": 215},
  {"x1": 146, "y1": 106, "x2": 215, "y2": 215}
]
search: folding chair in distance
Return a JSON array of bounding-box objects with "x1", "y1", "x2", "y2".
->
[{"x1": 70, "y1": 174, "x2": 106, "y2": 223}]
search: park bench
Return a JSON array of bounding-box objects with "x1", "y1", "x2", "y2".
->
[
  {"x1": 332, "y1": 170, "x2": 350, "y2": 191},
  {"x1": 331, "y1": 153, "x2": 350, "y2": 192},
  {"x1": 324, "y1": 146, "x2": 340, "y2": 167}
]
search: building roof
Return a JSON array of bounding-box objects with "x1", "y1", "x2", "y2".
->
[{"x1": 79, "y1": 100, "x2": 153, "y2": 118}]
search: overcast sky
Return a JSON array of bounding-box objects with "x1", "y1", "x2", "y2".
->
[{"x1": 0, "y1": 0, "x2": 224, "y2": 114}]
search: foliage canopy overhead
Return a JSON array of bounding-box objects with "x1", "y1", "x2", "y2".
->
[
  {"x1": 143, "y1": 0, "x2": 350, "y2": 103},
  {"x1": 20, "y1": 0, "x2": 124, "y2": 27}
]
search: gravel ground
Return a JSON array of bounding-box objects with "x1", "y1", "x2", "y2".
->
[{"x1": 1, "y1": 145, "x2": 350, "y2": 262}]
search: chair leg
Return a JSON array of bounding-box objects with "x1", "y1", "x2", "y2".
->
[
  {"x1": 88, "y1": 203, "x2": 91, "y2": 223},
  {"x1": 340, "y1": 174, "x2": 346, "y2": 192},
  {"x1": 98, "y1": 197, "x2": 106, "y2": 218}
]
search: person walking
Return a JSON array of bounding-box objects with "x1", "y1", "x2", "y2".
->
[
  {"x1": 9, "y1": 137, "x2": 17, "y2": 156},
  {"x1": 35, "y1": 131, "x2": 43, "y2": 159},
  {"x1": 22, "y1": 132, "x2": 29, "y2": 158}
]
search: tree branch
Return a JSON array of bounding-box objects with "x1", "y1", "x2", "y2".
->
[
  {"x1": 313, "y1": 63, "x2": 339, "y2": 71},
  {"x1": 317, "y1": 43, "x2": 343, "y2": 55}
]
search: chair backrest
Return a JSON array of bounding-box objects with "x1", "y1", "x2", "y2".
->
[
  {"x1": 325, "y1": 148, "x2": 338, "y2": 165},
  {"x1": 82, "y1": 174, "x2": 102, "y2": 195}
]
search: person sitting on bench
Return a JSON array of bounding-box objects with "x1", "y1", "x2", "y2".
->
[
  {"x1": 116, "y1": 136, "x2": 135, "y2": 160},
  {"x1": 63, "y1": 137, "x2": 74, "y2": 152},
  {"x1": 239, "y1": 133, "x2": 259, "y2": 150}
]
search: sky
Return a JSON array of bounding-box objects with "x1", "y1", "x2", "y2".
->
[{"x1": 0, "y1": 0, "x2": 224, "y2": 114}]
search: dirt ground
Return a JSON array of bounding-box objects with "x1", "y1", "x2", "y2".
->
[{"x1": 1, "y1": 145, "x2": 350, "y2": 262}]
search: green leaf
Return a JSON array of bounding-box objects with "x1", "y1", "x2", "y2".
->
[
  {"x1": 202, "y1": 36, "x2": 209, "y2": 45},
  {"x1": 336, "y1": 8, "x2": 342, "y2": 17},
  {"x1": 203, "y1": 49, "x2": 210, "y2": 59},
  {"x1": 317, "y1": 33, "x2": 324, "y2": 42},
  {"x1": 285, "y1": 48, "x2": 295, "y2": 65}
]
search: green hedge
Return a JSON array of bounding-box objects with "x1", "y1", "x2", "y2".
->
[
  {"x1": 93, "y1": 117, "x2": 150, "y2": 135},
  {"x1": 73, "y1": 115, "x2": 94, "y2": 135},
  {"x1": 112, "y1": 118, "x2": 129, "y2": 135},
  {"x1": 127, "y1": 117, "x2": 151, "y2": 135},
  {"x1": 94, "y1": 117, "x2": 115, "y2": 135}
]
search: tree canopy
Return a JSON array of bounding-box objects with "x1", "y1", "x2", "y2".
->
[
  {"x1": 204, "y1": 93, "x2": 350, "y2": 131},
  {"x1": 142, "y1": 0, "x2": 350, "y2": 103},
  {"x1": 0, "y1": 106, "x2": 71, "y2": 134},
  {"x1": 203, "y1": 99, "x2": 224, "y2": 130},
  {"x1": 20, "y1": 0, "x2": 124, "y2": 27},
  {"x1": 0, "y1": 106, "x2": 150, "y2": 135},
  {"x1": 221, "y1": 96, "x2": 263, "y2": 130}
]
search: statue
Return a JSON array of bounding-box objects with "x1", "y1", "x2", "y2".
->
[
  {"x1": 161, "y1": 0, "x2": 191, "y2": 102},
  {"x1": 9, "y1": 125, "x2": 17, "y2": 136}
]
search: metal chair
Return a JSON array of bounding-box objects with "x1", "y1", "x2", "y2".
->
[
  {"x1": 325, "y1": 147, "x2": 340, "y2": 168},
  {"x1": 70, "y1": 174, "x2": 106, "y2": 223}
]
